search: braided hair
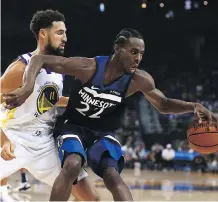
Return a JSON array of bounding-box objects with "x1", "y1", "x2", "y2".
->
[{"x1": 114, "y1": 28, "x2": 144, "y2": 47}]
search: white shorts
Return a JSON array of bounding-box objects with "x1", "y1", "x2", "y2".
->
[{"x1": 0, "y1": 128, "x2": 87, "y2": 186}]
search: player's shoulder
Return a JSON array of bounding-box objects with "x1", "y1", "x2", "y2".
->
[
  {"x1": 134, "y1": 69, "x2": 153, "y2": 81},
  {"x1": 131, "y1": 69, "x2": 155, "y2": 92},
  {"x1": 3, "y1": 58, "x2": 26, "y2": 76},
  {"x1": 1, "y1": 57, "x2": 27, "y2": 92},
  {"x1": 9, "y1": 52, "x2": 32, "y2": 69},
  {"x1": 12, "y1": 58, "x2": 27, "y2": 67}
]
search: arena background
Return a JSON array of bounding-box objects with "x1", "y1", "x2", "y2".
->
[{"x1": 1, "y1": 0, "x2": 218, "y2": 201}]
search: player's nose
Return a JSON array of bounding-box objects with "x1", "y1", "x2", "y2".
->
[
  {"x1": 134, "y1": 53, "x2": 142, "y2": 63},
  {"x1": 63, "y1": 33, "x2": 67, "y2": 42}
]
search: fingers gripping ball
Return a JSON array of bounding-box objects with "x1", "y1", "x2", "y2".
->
[{"x1": 187, "y1": 120, "x2": 218, "y2": 154}]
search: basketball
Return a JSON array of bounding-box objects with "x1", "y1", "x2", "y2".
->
[{"x1": 187, "y1": 120, "x2": 218, "y2": 154}]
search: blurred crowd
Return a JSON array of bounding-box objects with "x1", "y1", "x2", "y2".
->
[{"x1": 120, "y1": 134, "x2": 218, "y2": 174}]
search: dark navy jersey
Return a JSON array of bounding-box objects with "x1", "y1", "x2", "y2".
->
[{"x1": 57, "y1": 56, "x2": 134, "y2": 131}]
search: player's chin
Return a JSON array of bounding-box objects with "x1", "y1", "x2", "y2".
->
[
  {"x1": 58, "y1": 49, "x2": 65, "y2": 56},
  {"x1": 124, "y1": 67, "x2": 133, "y2": 73}
]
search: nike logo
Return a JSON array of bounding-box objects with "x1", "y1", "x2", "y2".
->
[{"x1": 91, "y1": 86, "x2": 100, "y2": 90}]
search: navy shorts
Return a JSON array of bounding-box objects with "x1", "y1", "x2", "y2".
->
[{"x1": 55, "y1": 124, "x2": 124, "y2": 178}]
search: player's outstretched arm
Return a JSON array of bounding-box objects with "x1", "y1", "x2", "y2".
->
[
  {"x1": 2, "y1": 55, "x2": 94, "y2": 109},
  {"x1": 135, "y1": 70, "x2": 217, "y2": 126},
  {"x1": 24, "y1": 55, "x2": 93, "y2": 92}
]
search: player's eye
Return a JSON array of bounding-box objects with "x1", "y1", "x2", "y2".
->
[
  {"x1": 57, "y1": 30, "x2": 64, "y2": 35},
  {"x1": 131, "y1": 51, "x2": 137, "y2": 55}
]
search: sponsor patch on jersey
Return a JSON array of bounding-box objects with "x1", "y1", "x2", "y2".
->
[{"x1": 37, "y1": 85, "x2": 59, "y2": 114}]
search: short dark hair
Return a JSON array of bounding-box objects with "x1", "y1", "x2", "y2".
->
[
  {"x1": 30, "y1": 9, "x2": 65, "y2": 39},
  {"x1": 114, "y1": 28, "x2": 144, "y2": 46}
]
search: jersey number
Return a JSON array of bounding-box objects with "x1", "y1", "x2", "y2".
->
[{"x1": 75, "y1": 101, "x2": 104, "y2": 118}]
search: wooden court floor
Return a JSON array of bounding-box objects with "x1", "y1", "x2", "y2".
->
[{"x1": 6, "y1": 169, "x2": 218, "y2": 201}]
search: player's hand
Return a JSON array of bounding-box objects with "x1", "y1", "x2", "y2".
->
[
  {"x1": 2, "y1": 86, "x2": 33, "y2": 110},
  {"x1": 194, "y1": 103, "x2": 218, "y2": 127},
  {"x1": 1, "y1": 139, "x2": 16, "y2": 161}
]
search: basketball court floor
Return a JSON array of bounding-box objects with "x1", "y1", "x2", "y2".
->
[{"x1": 5, "y1": 169, "x2": 218, "y2": 201}]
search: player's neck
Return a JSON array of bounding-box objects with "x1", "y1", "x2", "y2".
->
[
  {"x1": 103, "y1": 56, "x2": 125, "y2": 85},
  {"x1": 107, "y1": 55, "x2": 124, "y2": 76},
  {"x1": 32, "y1": 47, "x2": 47, "y2": 55}
]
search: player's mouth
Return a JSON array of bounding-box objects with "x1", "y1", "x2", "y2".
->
[
  {"x1": 60, "y1": 43, "x2": 65, "y2": 48},
  {"x1": 130, "y1": 65, "x2": 138, "y2": 73}
]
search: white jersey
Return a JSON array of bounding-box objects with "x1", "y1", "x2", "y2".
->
[
  {"x1": 0, "y1": 54, "x2": 88, "y2": 184},
  {"x1": 0, "y1": 53, "x2": 63, "y2": 133}
]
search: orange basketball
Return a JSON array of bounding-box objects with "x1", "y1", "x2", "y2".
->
[{"x1": 187, "y1": 120, "x2": 218, "y2": 154}]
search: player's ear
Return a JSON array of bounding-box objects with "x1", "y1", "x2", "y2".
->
[
  {"x1": 38, "y1": 28, "x2": 47, "y2": 39},
  {"x1": 114, "y1": 44, "x2": 121, "y2": 53}
]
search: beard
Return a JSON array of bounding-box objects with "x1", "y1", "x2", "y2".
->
[{"x1": 45, "y1": 43, "x2": 64, "y2": 56}]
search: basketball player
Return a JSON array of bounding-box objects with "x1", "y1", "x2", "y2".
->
[
  {"x1": 0, "y1": 10, "x2": 98, "y2": 201},
  {"x1": 3, "y1": 28, "x2": 217, "y2": 201}
]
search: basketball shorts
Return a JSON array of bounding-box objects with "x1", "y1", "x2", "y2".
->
[
  {"x1": 55, "y1": 124, "x2": 125, "y2": 178},
  {"x1": 0, "y1": 127, "x2": 87, "y2": 186}
]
